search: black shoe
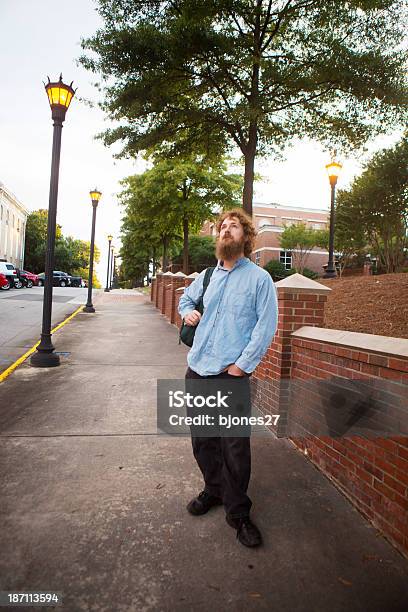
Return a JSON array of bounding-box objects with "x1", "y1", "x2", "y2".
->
[
  {"x1": 226, "y1": 515, "x2": 263, "y2": 547},
  {"x1": 187, "y1": 491, "x2": 223, "y2": 516}
]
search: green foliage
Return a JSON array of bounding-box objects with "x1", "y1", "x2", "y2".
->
[
  {"x1": 263, "y1": 260, "x2": 288, "y2": 281},
  {"x1": 80, "y1": 0, "x2": 408, "y2": 213},
  {"x1": 300, "y1": 268, "x2": 319, "y2": 280},
  {"x1": 264, "y1": 259, "x2": 319, "y2": 281},
  {"x1": 279, "y1": 223, "x2": 321, "y2": 274},
  {"x1": 172, "y1": 235, "x2": 217, "y2": 272},
  {"x1": 25, "y1": 209, "x2": 63, "y2": 273},
  {"x1": 119, "y1": 156, "x2": 242, "y2": 281},
  {"x1": 24, "y1": 209, "x2": 100, "y2": 284},
  {"x1": 335, "y1": 135, "x2": 408, "y2": 273}
]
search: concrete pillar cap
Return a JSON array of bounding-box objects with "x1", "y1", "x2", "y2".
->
[
  {"x1": 162, "y1": 271, "x2": 174, "y2": 276},
  {"x1": 174, "y1": 271, "x2": 186, "y2": 276},
  {"x1": 275, "y1": 273, "x2": 331, "y2": 293},
  {"x1": 188, "y1": 272, "x2": 200, "y2": 278}
]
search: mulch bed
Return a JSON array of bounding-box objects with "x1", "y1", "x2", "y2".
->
[{"x1": 317, "y1": 273, "x2": 408, "y2": 339}]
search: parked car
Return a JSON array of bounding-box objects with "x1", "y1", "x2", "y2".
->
[
  {"x1": 69, "y1": 275, "x2": 83, "y2": 288},
  {"x1": 19, "y1": 270, "x2": 40, "y2": 288},
  {"x1": 0, "y1": 273, "x2": 10, "y2": 290},
  {"x1": 0, "y1": 261, "x2": 18, "y2": 287},
  {"x1": 37, "y1": 271, "x2": 71, "y2": 287}
]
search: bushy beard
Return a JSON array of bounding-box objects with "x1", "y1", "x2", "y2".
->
[{"x1": 215, "y1": 235, "x2": 246, "y2": 261}]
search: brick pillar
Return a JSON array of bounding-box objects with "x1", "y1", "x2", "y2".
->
[
  {"x1": 169, "y1": 272, "x2": 187, "y2": 323},
  {"x1": 155, "y1": 273, "x2": 163, "y2": 309},
  {"x1": 174, "y1": 287, "x2": 185, "y2": 329},
  {"x1": 184, "y1": 271, "x2": 199, "y2": 288},
  {"x1": 252, "y1": 273, "x2": 331, "y2": 437},
  {"x1": 160, "y1": 272, "x2": 174, "y2": 315},
  {"x1": 151, "y1": 277, "x2": 156, "y2": 302}
]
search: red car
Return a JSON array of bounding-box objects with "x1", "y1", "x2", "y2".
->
[
  {"x1": 0, "y1": 273, "x2": 10, "y2": 290},
  {"x1": 20, "y1": 270, "x2": 40, "y2": 287}
]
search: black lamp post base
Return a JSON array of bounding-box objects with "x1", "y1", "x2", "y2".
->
[
  {"x1": 104, "y1": 288, "x2": 110, "y2": 292},
  {"x1": 323, "y1": 268, "x2": 337, "y2": 279},
  {"x1": 83, "y1": 304, "x2": 95, "y2": 313},
  {"x1": 30, "y1": 350, "x2": 60, "y2": 368}
]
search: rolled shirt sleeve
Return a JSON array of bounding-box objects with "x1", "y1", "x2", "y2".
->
[
  {"x1": 178, "y1": 271, "x2": 205, "y2": 320},
  {"x1": 235, "y1": 274, "x2": 278, "y2": 374}
]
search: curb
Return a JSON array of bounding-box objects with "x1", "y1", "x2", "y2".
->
[{"x1": 0, "y1": 304, "x2": 85, "y2": 384}]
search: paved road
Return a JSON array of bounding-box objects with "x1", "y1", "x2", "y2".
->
[{"x1": 0, "y1": 286, "x2": 97, "y2": 371}]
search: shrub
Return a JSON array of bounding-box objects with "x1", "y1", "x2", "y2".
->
[
  {"x1": 263, "y1": 260, "x2": 288, "y2": 281},
  {"x1": 300, "y1": 267, "x2": 319, "y2": 279}
]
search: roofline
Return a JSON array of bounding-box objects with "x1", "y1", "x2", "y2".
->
[
  {"x1": 0, "y1": 181, "x2": 30, "y2": 215},
  {"x1": 254, "y1": 201, "x2": 329, "y2": 214}
]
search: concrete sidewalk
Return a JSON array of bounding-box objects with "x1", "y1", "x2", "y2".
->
[{"x1": 0, "y1": 290, "x2": 407, "y2": 612}]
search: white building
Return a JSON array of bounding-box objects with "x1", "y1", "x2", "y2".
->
[{"x1": 0, "y1": 181, "x2": 29, "y2": 268}]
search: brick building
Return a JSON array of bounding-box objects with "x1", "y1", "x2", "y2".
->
[{"x1": 200, "y1": 202, "x2": 330, "y2": 276}]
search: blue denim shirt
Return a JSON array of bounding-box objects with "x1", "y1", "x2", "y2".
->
[{"x1": 178, "y1": 257, "x2": 278, "y2": 376}]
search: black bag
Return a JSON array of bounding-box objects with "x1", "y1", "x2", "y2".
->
[{"x1": 179, "y1": 267, "x2": 215, "y2": 347}]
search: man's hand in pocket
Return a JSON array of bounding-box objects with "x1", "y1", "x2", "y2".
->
[
  {"x1": 183, "y1": 310, "x2": 202, "y2": 326},
  {"x1": 224, "y1": 364, "x2": 246, "y2": 377}
]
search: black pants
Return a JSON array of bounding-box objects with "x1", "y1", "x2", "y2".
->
[{"x1": 185, "y1": 366, "x2": 252, "y2": 519}]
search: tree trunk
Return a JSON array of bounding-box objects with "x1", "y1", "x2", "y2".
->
[
  {"x1": 183, "y1": 214, "x2": 189, "y2": 275},
  {"x1": 152, "y1": 247, "x2": 156, "y2": 277},
  {"x1": 243, "y1": 132, "x2": 257, "y2": 217},
  {"x1": 146, "y1": 259, "x2": 150, "y2": 285},
  {"x1": 242, "y1": 3, "x2": 261, "y2": 217},
  {"x1": 162, "y1": 235, "x2": 169, "y2": 272}
]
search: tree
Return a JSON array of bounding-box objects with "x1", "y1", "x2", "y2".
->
[
  {"x1": 315, "y1": 203, "x2": 367, "y2": 277},
  {"x1": 24, "y1": 209, "x2": 101, "y2": 285},
  {"x1": 171, "y1": 235, "x2": 217, "y2": 272},
  {"x1": 80, "y1": 0, "x2": 407, "y2": 215},
  {"x1": 279, "y1": 222, "x2": 319, "y2": 274},
  {"x1": 24, "y1": 209, "x2": 62, "y2": 272},
  {"x1": 335, "y1": 135, "x2": 408, "y2": 273},
  {"x1": 119, "y1": 156, "x2": 241, "y2": 277}
]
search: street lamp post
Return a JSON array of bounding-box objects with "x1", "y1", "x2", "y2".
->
[
  {"x1": 31, "y1": 75, "x2": 75, "y2": 368},
  {"x1": 323, "y1": 159, "x2": 342, "y2": 279},
  {"x1": 84, "y1": 189, "x2": 102, "y2": 313},
  {"x1": 104, "y1": 235, "x2": 113, "y2": 292},
  {"x1": 109, "y1": 246, "x2": 115, "y2": 289}
]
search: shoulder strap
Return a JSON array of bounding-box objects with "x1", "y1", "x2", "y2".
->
[{"x1": 202, "y1": 266, "x2": 215, "y2": 296}]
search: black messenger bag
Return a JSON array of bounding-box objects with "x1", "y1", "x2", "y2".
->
[{"x1": 179, "y1": 267, "x2": 215, "y2": 347}]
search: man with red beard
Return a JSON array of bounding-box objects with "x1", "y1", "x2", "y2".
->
[{"x1": 178, "y1": 208, "x2": 278, "y2": 547}]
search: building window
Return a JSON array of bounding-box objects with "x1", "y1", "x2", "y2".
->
[
  {"x1": 17, "y1": 219, "x2": 20, "y2": 232},
  {"x1": 0, "y1": 205, "x2": 3, "y2": 221},
  {"x1": 258, "y1": 217, "x2": 274, "y2": 228},
  {"x1": 311, "y1": 222, "x2": 326, "y2": 230},
  {"x1": 255, "y1": 252, "x2": 260, "y2": 266},
  {"x1": 6, "y1": 210, "x2": 9, "y2": 225},
  {"x1": 280, "y1": 250, "x2": 292, "y2": 270}
]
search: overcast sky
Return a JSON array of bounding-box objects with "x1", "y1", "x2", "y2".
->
[{"x1": 0, "y1": 0, "x2": 402, "y2": 278}]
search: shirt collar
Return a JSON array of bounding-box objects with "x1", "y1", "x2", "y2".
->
[{"x1": 216, "y1": 256, "x2": 248, "y2": 271}]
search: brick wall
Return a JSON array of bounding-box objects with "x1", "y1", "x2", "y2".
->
[
  {"x1": 150, "y1": 277, "x2": 156, "y2": 302},
  {"x1": 288, "y1": 329, "x2": 408, "y2": 555},
  {"x1": 252, "y1": 273, "x2": 408, "y2": 558}
]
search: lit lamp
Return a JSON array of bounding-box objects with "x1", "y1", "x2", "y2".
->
[
  {"x1": 84, "y1": 189, "x2": 102, "y2": 312},
  {"x1": 323, "y1": 158, "x2": 342, "y2": 278},
  {"x1": 104, "y1": 235, "x2": 113, "y2": 292},
  {"x1": 31, "y1": 75, "x2": 76, "y2": 368}
]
